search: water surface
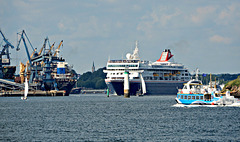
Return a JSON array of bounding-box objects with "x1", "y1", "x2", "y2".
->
[{"x1": 0, "y1": 94, "x2": 239, "y2": 141}]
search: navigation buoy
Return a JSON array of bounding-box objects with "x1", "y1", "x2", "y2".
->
[
  {"x1": 124, "y1": 71, "x2": 130, "y2": 98},
  {"x1": 107, "y1": 88, "x2": 109, "y2": 97}
]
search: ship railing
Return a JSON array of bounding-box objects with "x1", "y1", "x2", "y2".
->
[
  {"x1": 111, "y1": 77, "x2": 124, "y2": 80},
  {"x1": 54, "y1": 73, "x2": 72, "y2": 79},
  {"x1": 108, "y1": 60, "x2": 139, "y2": 63}
]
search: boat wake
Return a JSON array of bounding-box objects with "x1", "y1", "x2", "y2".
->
[{"x1": 172, "y1": 103, "x2": 240, "y2": 108}]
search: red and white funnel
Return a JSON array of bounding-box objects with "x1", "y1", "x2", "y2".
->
[{"x1": 157, "y1": 49, "x2": 174, "y2": 62}]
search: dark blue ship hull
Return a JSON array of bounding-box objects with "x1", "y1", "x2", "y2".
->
[
  {"x1": 44, "y1": 79, "x2": 76, "y2": 96},
  {"x1": 106, "y1": 81, "x2": 186, "y2": 96}
]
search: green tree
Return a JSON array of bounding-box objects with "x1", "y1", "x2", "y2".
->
[{"x1": 77, "y1": 67, "x2": 107, "y2": 89}]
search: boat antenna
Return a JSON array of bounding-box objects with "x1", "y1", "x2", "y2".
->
[
  {"x1": 132, "y1": 40, "x2": 140, "y2": 60},
  {"x1": 210, "y1": 73, "x2": 212, "y2": 88},
  {"x1": 195, "y1": 68, "x2": 199, "y2": 80}
]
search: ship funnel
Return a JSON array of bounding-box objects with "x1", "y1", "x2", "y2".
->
[{"x1": 157, "y1": 49, "x2": 174, "y2": 62}]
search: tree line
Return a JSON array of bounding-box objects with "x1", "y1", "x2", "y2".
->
[
  {"x1": 194, "y1": 73, "x2": 240, "y2": 85},
  {"x1": 76, "y1": 67, "x2": 107, "y2": 89}
]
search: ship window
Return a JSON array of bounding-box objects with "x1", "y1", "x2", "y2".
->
[
  {"x1": 181, "y1": 95, "x2": 183, "y2": 99},
  {"x1": 200, "y1": 96, "x2": 203, "y2": 100},
  {"x1": 149, "y1": 77, "x2": 152, "y2": 80},
  {"x1": 160, "y1": 77, "x2": 163, "y2": 80},
  {"x1": 188, "y1": 96, "x2": 191, "y2": 100},
  {"x1": 154, "y1": 77, "x2": 158, "y2": 80},
  {"x1": 184, "y1": 96, "x2": 187, "y2": 99},
  {"x1": 192, "y1": 96, "x2": 195, "y2": 100},
  {"x1": 196, "y1": 96, "x2": 199, "y2": 99}
]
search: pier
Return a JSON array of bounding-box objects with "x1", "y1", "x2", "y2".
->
[
  {"x1": 0, "y1": 90, "x2": 66, "y2": 97},
  {"x1": 81, "y1": 89, "x2": 106, "y2": 94}
]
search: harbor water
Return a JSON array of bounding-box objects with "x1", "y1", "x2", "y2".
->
[{"x1": 0, "y1": 94, "x2": 240, "y2": 141}]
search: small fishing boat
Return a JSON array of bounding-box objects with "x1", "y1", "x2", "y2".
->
[
  {"x1": 175, "y1": 69, "x2": 240, "y2": 106},
  {"x1": 21, "y1": 77, "x2": 28, "y2": 100}
]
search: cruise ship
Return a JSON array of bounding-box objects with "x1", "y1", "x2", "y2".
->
[{"x1": 103, "y1": 42, "x2": 191, "y2": 96}]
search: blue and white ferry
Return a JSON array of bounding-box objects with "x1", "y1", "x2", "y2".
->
[
  {"x1": 175, "y1": 70, "x2": 240, "y2": 106},
  {"x1": 175, "y1": 79, "x2": 221, "y2": 105}
]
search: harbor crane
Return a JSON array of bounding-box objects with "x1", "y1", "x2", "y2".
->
[
  {"x1": 16, "y1": 30, "x2": 37, "y2": 65},
  {"x1": 16, "y1": 30, "x2": 38, "y2": 83},
  {"x1": 0, "y1": 29, "x2": 15, "y2": 79},
  {"x1": 53, "y1": 40, "x2": 63, "y2": 57}
]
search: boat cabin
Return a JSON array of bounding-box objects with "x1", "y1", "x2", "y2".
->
[
  {"x1": 179, "y1": 80, "x2": 204, "y2": 94},
  {"x1": 177, "y1": 93, "x2": 212, "y2": 102}
]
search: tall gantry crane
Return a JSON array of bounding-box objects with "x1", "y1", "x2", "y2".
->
[
  {"x1": 16, "y1": 30, "x2": 38, "y2": 83},
  {"x1": 0, "y1": 29, "x2": 15, "y2": 79}
]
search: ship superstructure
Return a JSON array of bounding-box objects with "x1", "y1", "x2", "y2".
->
[{"x1": 104, "y1": 41, "x2": 191, "y2": 95}]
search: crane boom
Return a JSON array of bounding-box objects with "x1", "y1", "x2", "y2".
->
[
  {"x1": 16, "y1": 31, "x2": 31, "y2": 64},
  {"x1": 16, "y1": 30, "x2": 37, "y2": 65},
  {"x1": 0, "y1": 29, "x2": 16, "y2": 78},
  {"x1": 0, "y1": 29, "x2": 15, "y2": 49},
  {"x1": 47, "y1": 42, "x2": 55, "y2": 54},
  {"x1": 53, "y1": 40, "x2": 63, "y2": 57},
  {"x1": 38, "y1": 37, "x2": 48, "y2": 55}
]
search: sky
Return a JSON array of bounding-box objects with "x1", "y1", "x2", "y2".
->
[{"x1": 0, "y1": 0, "x2": 240, "y2": 74}]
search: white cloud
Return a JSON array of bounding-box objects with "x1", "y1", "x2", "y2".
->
[
  {"x1": 115, "y1": 22, "x2": 123, "y2": 28},
  {"x1": 133, "y1": 4, "x2": 141, "y2": 11},
  {"x1": 137, "y1": 7, "x2": 181, "y2": 38},
  {"x1": 160, "y1": 9, "x2": 181, "y2": 26},
  {"x1": 1, "y1": 0, "x2": 240, "y2": 74},
  {"x1": 209, "y1": 35, "x2": 232, "y2": 44},
  {"x1": 58, "y1": 23, "x2": 65, "y2": 30},
  {"x1": 100, "y1": 0, "x2": 117, "y2": 3},
  {"x1": 217, "y1": 3, "x2": 240, "y2": 25},
  {"x1": 191, "y1": 6, "x2": 216, "y2": 23}
]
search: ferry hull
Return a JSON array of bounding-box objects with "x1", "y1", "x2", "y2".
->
[
  {"x1": 176, "y1": 93, "x2": 222, "y2": 105},
  {"x1": 106, "y1": 80, "x2": 186, "y2": 96}
]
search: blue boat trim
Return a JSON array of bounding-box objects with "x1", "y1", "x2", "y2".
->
[{"x1": 176, "y1": 93, "x2": 222, "y2": 105}]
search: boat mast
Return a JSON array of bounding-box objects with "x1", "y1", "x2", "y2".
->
[{"x1": 195, "y1": 68, "x2": 199, "y2": 80}]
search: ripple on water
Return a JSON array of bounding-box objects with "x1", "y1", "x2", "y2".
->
[{"x1": 0, "y1": 95, "x2": 239, "y2": 141}]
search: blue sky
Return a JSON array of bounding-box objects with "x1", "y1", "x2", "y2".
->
[{"x1": 0, "y1": 0, "x2": 240, "y2": 74}]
